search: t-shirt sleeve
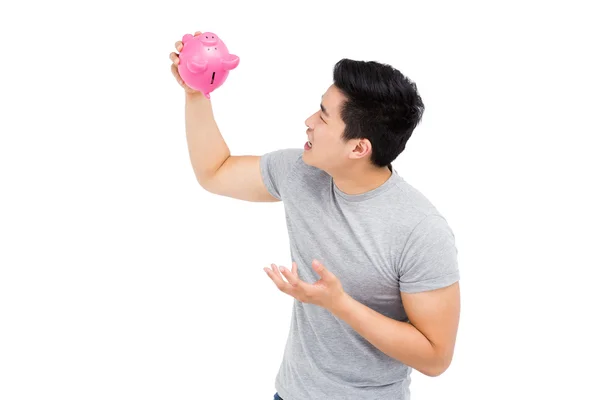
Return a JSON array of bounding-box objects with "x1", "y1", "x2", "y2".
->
[
  {"x1": 259, "y1": 148, "x2": 302, "y2": 201},
  {"x1": 398, "y1": 214, "x2": 460, "y2": 293}
]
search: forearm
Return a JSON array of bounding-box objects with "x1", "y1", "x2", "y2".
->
[
  {"x1": 184, "y1": 92, "x2": 231, "y2": 185},
  {"x1": 330, "y1": 294, "x2": 444, "y2": 377}
]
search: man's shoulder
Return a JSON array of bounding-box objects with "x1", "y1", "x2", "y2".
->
[{"x1": 387, "y1": 177, "x2": 446, "y2": 222}]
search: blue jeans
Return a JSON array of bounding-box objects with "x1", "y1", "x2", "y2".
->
[{"x1": 273, "y1": 393, "x2": 283, "y2": 400}]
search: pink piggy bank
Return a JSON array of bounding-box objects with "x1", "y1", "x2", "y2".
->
[{"x1": 177, "y1": 32, "x2": 240, "y2": 99}]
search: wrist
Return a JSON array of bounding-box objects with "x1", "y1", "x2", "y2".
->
[
  {"x1": 329, "y1": 292, "x2": 352, "y2": 316},
  {"x1": 185, "y1": 91, "x2": 208, "y2": 101}
]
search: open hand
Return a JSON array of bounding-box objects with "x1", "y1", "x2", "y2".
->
[{"x1": 264, "y1": 260, "x2": 347, "y2": 311}]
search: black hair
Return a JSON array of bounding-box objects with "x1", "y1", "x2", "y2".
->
[{"x1": 332, "y1": 58, "x2": 425, "y2": 168}]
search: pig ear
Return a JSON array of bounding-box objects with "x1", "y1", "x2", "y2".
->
[
  {"x1": 187, "y1": 58, "x2": 208, "y2": 73},
  {"x1": 182, "y1": 34, "x2": 194, "y2": 44},
  {"x1": 221, "y1": 54, "x2": 240, "y2": 71}
]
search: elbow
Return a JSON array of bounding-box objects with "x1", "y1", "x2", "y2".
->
[
  {"x1": 420, "y1": 356, "x2": 452, "y2": 377},
  {"x1": 421, "y1": 366, "x2": 445, "y2": 378}
]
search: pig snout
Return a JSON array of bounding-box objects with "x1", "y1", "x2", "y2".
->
[{"x1": 199, "y1": 33, "x2": 218, "y2": 45}]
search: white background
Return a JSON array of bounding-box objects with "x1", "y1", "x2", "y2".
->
[{"x1": 1, "y1": 0, "x2": 599, "y2": 399}]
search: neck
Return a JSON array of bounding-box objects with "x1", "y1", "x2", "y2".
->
[{"x1": 332, "y1": 164, "x2": 393, "y2": 195}]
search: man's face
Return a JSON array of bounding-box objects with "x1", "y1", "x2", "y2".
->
[
  {"x1": 303, "y1": 84, "x2": 374, "y2": 174},
  {"x1": 303, "y1": 84, "x2": 354, "y2": 172}
]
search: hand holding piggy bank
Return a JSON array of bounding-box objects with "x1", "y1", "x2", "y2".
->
[{"x1": 176, "y1": 31, "x2": 240, "y2": 99}]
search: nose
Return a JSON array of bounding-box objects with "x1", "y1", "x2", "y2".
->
[
  {"x1": 200, "y1": 32, "x2": 218, "y2": 45},
  {"x1": 305, "y1": 112, "x2": 317, "y2": 129}
]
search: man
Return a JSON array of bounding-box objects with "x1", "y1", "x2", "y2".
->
[{"x1": 170, "y1": 31, "x2": 460, "y2": 400}]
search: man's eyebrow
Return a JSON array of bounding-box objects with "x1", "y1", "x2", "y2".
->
[{"x1": 320, "y1": 95, "x2": 330, "y2": 118}]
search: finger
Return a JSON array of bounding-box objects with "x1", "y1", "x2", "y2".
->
[
  {"x1": 283, "y1": 264, "x2": 311, "y2": 292},
  {"x1": 279, "y1": 266, "x2": 299, "y2": 288},
  {"x1": 171, "y1": 64, "x2": 184, "y2": 86},
  {"x1": 264, "y1": 266, "x2": 285, "y2": 290},
  {"x1": 169, "y1": 52, "x2": 179, "y2": 65},
  {"x1": 271, "y1": 263, "x2": 284, "y2": 280},
  {"x1": 175, "y1": 40, "x2": 182, "y2": 51},
  {"x1": 312, "y1": 260, "x2": 334, "y2": 281},
  {"x1": 267, "y1": 264, "x2": 290, "y2": 292},
  {"x1": 194, "y1": 31, "x2": 203, "y2": 36}
]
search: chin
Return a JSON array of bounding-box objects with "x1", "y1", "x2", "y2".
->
[
  {"x1": 301, "y1": 151, "x2": 314, "y2": 165},
  {"x1": 302, "y1": 154, "x2": 324, "y2": 172}
]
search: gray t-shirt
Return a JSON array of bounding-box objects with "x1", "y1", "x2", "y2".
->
[{"x1": 260, "y1": 148, "x2": 460, "y2": 400}]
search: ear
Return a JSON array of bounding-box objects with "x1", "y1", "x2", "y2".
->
[
  {"x1": 221, "y1": 54, "x2": 240, "y2": 71},
  {"x1": 187, "y1": 58, "x2": 208, "y2": 73},
  {"x1": 353, "y1": 138, "x2": 371, "y2": 157}
]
